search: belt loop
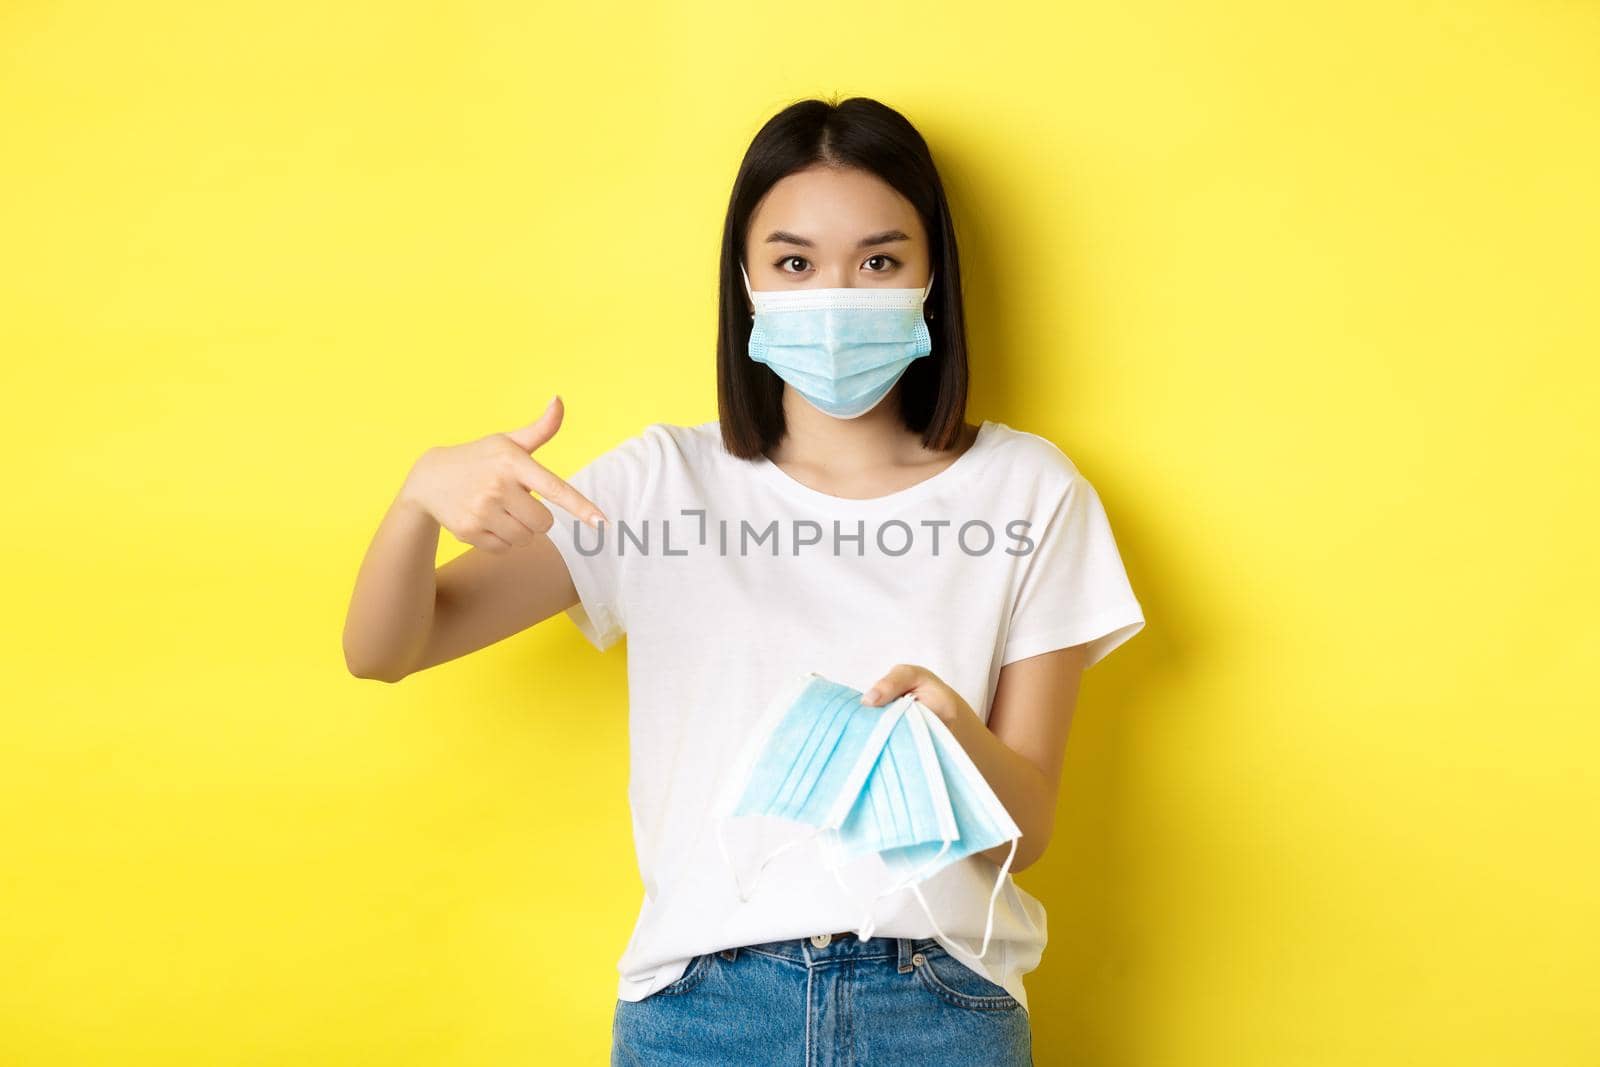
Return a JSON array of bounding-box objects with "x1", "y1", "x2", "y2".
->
[
  {"x1": 720, "y1": 946, "x2": 739, "y2": 962},
  {"x1": 896, "y1": 937, "x2": 915, "y2": 973}
]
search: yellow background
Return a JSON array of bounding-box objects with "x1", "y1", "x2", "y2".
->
[{"x1": 3, "y1": 1, "x2": 1596, "y2": 1063}]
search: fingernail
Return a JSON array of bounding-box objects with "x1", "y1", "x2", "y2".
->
[{"x1": 863, "y1": 688, "x2": 881, "y2": 704}]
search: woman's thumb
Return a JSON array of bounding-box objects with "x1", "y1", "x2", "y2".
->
[{"x1": 505, "y1": 394, "x2": 561, "y2": 452}]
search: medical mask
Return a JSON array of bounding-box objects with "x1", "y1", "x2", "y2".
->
[
  {"x1": 715, "y1": 673, "x2": 913, "y2": 901},
  {"x1": 860, "y1": 699, "x2": 1021, "y2": 963},
  {"x1": 741, "y1": 262, "x2": 936, "y2": 419},
  {"x1": 715, "y1": 671, "x2": 1022, "y2": 964}
]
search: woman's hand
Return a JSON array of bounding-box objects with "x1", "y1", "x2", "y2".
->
[
  {"x1": 399, "y1": 395, "x2": 608, "y2": 554},
  {"x1": 860, "y1": 663, "x2": 982, "y2": 735}
]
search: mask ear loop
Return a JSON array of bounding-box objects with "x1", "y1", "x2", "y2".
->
[
  {"x1": 821, "y1": 832, "x2": 949, "y2": 941},
  {"x1": 908, "y1": 833, "x2": 1018, "y2": 963},
  {"x1": 725, "y1": 827, "x2": 822, "y2": 902},
  {"x1": 846, "y1": 837, "x2": 955, "y2": 942}
]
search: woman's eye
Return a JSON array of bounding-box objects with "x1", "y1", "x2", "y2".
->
[{"x1": 773, "y1": 254, "x2": 901, "y2": 275}]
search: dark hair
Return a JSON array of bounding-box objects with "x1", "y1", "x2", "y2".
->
[{"x1": 715, "y1": 96, "x2": 971, "y2": 460}]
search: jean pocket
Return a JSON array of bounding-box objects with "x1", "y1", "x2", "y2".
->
[
  {"x1": 912, "y1": 946, "x2": 1020, "y2": 1011},
  {"x1": 653, "y1": 952, "x2": 716, "y2": 997}
]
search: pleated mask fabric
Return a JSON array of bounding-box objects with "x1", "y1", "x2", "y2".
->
[{"x1": 714, "y1": 671, "x2": 1022, "y2": 963}]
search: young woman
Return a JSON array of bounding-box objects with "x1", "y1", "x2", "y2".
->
[{"x1": 344, "y1": 96, "x2": 1144, "y2": 1065}]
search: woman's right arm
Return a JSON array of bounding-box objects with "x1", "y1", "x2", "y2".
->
[{"x1": 341, "y1": 396, "x2": 607, "y2": 683}]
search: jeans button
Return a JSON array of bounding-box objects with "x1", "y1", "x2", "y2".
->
[
  {"x1": 911, "y1": 952, "x2": 927, "y2": 966},
  {"x1": 810, "y1": 933, "x2": 832, "y2": 948}
]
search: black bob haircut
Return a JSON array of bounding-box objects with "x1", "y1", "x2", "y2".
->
[{"x1": 715, "y1": 96, "x2": 971, "y2": 461}]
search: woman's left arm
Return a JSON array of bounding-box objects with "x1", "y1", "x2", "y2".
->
[{"x1": 861, "y1": 647, "x2": 1089, "y2": 874}]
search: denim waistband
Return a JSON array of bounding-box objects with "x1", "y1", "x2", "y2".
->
[{"x1": 724, "y1": 934, "x2": 944, "y2": 973}]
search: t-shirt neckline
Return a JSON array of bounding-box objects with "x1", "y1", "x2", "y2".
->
[{"x1": 750, "y1": 420, "x2": 997, "y2": 514}]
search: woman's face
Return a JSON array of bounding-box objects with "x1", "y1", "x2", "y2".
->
[{"x1": 742, "y1": 164, "x2": 931, "y2": 305}]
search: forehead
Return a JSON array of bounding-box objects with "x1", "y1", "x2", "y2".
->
[{"x1": 748, "y1": 166, "x2": 923, "y2": 246}]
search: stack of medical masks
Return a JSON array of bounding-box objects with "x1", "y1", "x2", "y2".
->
[
  {"x1": 714, "y1": 672, "x2": 1022, "y2": 964},
  {"x1": 741, "y1": 262, "x2": 936, "y2": 419}
]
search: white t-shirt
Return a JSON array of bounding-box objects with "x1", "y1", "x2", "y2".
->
[{"x1": 542, "y1": 418, "x2": 1145, "y2": 1013}]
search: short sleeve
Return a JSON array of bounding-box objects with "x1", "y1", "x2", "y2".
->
[
  {"x1": 541, "y1": 427, "x2": 659, "y2": 652},
  {"x1": 1001, "y1": 471, "x2": 1146, "y2": 669}
]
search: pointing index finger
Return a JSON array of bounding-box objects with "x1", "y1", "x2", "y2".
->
[{"x1": 511, "y1": 452, "x2": 607, "y2": 529}]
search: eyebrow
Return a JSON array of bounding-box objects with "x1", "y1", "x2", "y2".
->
[{"x1": 762, "y1": 229, "x2": 911, "y2": 250}]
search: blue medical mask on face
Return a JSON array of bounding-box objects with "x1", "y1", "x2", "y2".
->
[
  {"x1": 741, "y1": 262, "x2": 936, "y2": 420},
  {"x1": 715, "y1": 671, "x2": 1022, "y2": 963}
]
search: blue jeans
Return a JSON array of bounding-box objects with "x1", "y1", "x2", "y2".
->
[{"x1": 611, "y1": 934, "x2": 1033, "y2": 1066}]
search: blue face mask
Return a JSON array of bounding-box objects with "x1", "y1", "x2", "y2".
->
[
  {"x1": 860, "y1": 699, "x2": 1022, "y2": 963},
  {"x1": 715, "y1": 673, "x2": 912, "y2": 900},
  {"x1": 741, "y1": 262, "x2": 936, "y2": 419},
  {"x1": 715, "y1": 672, "x2": 1022, "y2": 963}
]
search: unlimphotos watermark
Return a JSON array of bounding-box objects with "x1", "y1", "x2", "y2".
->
[{"x1": 564, "y1": 509, "x2": 1038, "y2": 558}]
